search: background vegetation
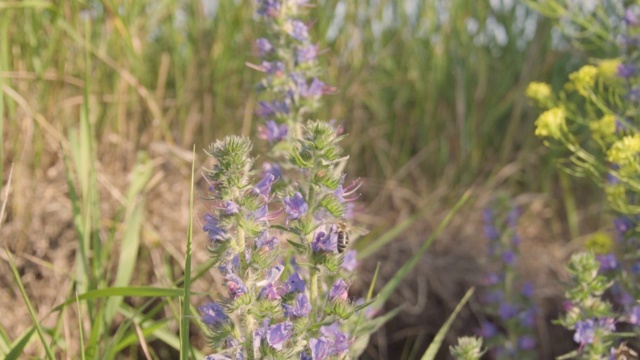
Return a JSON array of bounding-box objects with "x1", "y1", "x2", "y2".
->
[{"x1": 0, "y1": 0, "x2": 599, "y2": 358}]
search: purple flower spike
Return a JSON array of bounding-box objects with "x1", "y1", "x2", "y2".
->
[
  {"x1": 258, "y1": 120, "x2": 289, "y2": 142},
  {"x1": 289, "y1": 19, "x2": 309, "y2": 41},
  {"x1": 311, "y1": 226, "x2": 338, "y2": 253},
  {"x1": 200, "y1": 302, "x2": 229, "y2": 328},
  {"x1": 618, "y1": 63, "x2": 638, "y2": 78},
  {"x1": 573, "y1": 319, "x2": 595, "y2": 345},
  {"x1": 296, "y1": 44, "x2": 318, "y2": 63},
  {"x1": 309, "y1": 337, "x2": 331, "y2": 360},
  {"x1": 225, "y1": 273, "x2": 247, "y2": 299},
  {"x1": 285, "y1": 272, "x2": 306, "y2": 293},
  {"x1": 329, "y1": 279, "x2": 349, "y2": 301},
  {"x1": 256, "y1": 38, "x2": 273, "y2": 56},
  {"x1": 284, "y1": 192, "x2": 308, "y2": 220},
  {"x1": 341, "y1": 250, "x2": 358, "y2": 271},
  {"x1": 267, "y1": 322, "x2": 294, "y2": 350},
  {"x1": 203, "y1": 213, "x2": 229, "y2": 243},
  {"x1": 253, "y1": 173, "x2": 276, "y2": 198}
]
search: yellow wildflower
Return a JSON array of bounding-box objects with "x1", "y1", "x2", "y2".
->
[
  {"x1": 607, "y1": 134, "x2": 640, "y2": 165},
  {"x1": 569, "y1": 65, "x2": 598, "y2": 96},
  {"x1": 525, "y1": 82, "x2": 552, "y2": 105},
  {"x1": 589, "y1": 114, "x2": 616, "y2": 144},
  {"x1": 585, "y1": 232, "x2": 614, "y2": 254},
  {"x1": 597, "y1": 58, "x2": 621, "y2": 79},
  {"x1": 534, "y1": 107, "x2": 566, "y2": 139}
]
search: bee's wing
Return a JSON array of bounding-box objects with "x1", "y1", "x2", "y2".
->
[{"x1": 348, "y1": 225, "x2": 369, "y2": 239}]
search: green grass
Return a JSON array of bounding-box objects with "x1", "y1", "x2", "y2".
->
[{"x1": 0, "y1": 0, "x2": 589, "y2": 358}]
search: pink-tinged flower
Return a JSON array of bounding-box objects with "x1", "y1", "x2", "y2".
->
[
  {"x1": 311, "y1": 226, "x2": 338, "y2": 253},
  {"x1": 266, "y1": 322, "x2": 293, "y2": 350},
  {"x1": 341, "y1": 250, "x2": 358, "y2": 271},
  {"x1": 200, "y1": 302, "x2": 229, "y2": 328},
  {"x1": 260, "y1": 282, "x2": 286, "y2": 300},
  {"x1": 329, "y1": 279, "x2": 349, "y2": 301},
  {"x1": 284, "y1": 192, "x2": 308, "y2": 220},
  {"x1": 258, "y1": 120, "x2": 289, "y2": 143},
  {"x1": 628, "y1": 306, "x2": 640, "y2": 324},
  {"x1": 225, "y1": 273, "x2": 247, "y2": 299},
  {"x1": 256, "y1": 232, "x2": 279, "y2": 251},
  {"x1": 334, "y1": 178, "x2": 362, "y2": 203}
]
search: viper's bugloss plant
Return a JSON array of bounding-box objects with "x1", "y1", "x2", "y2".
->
[
  {"x1": 478, "y1": 200, "x2": 538, "y2": 359},
  {"x1": 196, "y1": 1, "x2": 382, "y2": 359}
]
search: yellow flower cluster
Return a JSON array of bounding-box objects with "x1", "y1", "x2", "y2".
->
[
  {"x1": 534, "y1": 107, "x2": 566, "y2": 139},
  {"x1": 607, "y1": 134, "x2": 640, "y2": 171},
  {"x1": 589, "y1": 114, "x2": 616, "y2": 144},
  {"x1": 569, "y1": 65, "x2": 598, "y2": 96},
  {"x1": 525, "y1": 82, "x2": 552, "y2": 105},
  {"x1": 585, "y1": 232, "x2": 614, "y2": 254},
  {"x1": 597, "y1": 58, "x2": 621, "y2": 79}
]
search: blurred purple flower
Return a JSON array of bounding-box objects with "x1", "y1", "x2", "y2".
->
[
  {"x1": 200, "y1": 302, "x2": 229, "y2": 328},
  {"x1": 484, "y1": 224, "x2": 500, "y2": 242},
  {"x1": 618, "y1": 63, "x2": 638, "y2": 78},
  {"x1": 262, "y1": 162, "x2": 282, "y2": 180},
  {"x1": 258, "y1": 120, "x2": 289, "y2": 142},
  {"x1": 288, "y1": 20, "x2": 309, "y2": 41},
  {"x1": 627, "y1": 87, "x2": 640, "y2": 102},
  {"x1": 257, "y1": 100, "x2": 289, "y2": 117},
  {"x1": 628, "y1": 306, "x2": 640, "y2": 324},
  {"x1": 285, "y1": 272, "x2": 306, "y2": 293},
  {"x1": 341, "y1": 250, "x2": 358, "y2": 271},
  {"x1": 614, "y1": 216, "x2": 633, "y2": 235},
  {"x1": 311, "y1": 226, "x2": 338, "y2": 253},
  {"x1": 225, "y1": 273, "x2": 247, "y2": 299},
  {"x1": 256, "y1": 232, "x2": 279, "y2": 251},
  {"x1": 291, "y1": 293, "x2": 312, "y2": 317},
  {"x1": 284, "y1": 192, "x2": 308, "y2": 220},
  {"x1": 519, "y1": 307, "x2": 537, "y2": 327},
  {"x1": 502, "y1": 249, "x2": 516, "y2": 265},
  {"x1": 309, "y1": 337, "x2": 331, "y2": 360},
  {"x1": 573, "y1": 319, "x2": 595, "y2": 345},
  {"x1": 521, "y1": 282, "x2": 534, "y2": 297},
  {"x1": 296, "y1": 44, "x2": 318, "y2": 63},
  {"x1": 518, "y1": 335, "x2": 536, "y2": 350},
  {"x1": 253, "y1": 173, "x2": 276, "y2": 198},
  {"x1": 625, "y1": 8, "x2": 639, "y2": 26},
  {"x1": 257, "y1": 0, "x2": 280, "y2": 17},
  {"x1": 498, "y1": 302, "x2": 518, "y2": 320},
  {"x1": 204, "y1": 213, "x2": 229, "y2": 243},
  {"x1": 256, "y1": 38, "x2": 273, "y2": 56},
  {"x1": 479, "y1": 321, "x2": 498, "y2": 338},
  {"x1": 267, "y1": 322, "x2": 293, "y2": 350},
  {"x1": 329, "y1": 279, "x2": 349, "y2": 301},
  {"x1": 263, "y1": 60, "x2": 285, "y2": 75},
  {"x1": 224, "y1": 201, "x2": 239, "y2": 215},
  {"x1": 483, "y1": 272, "x2": 501, "y2": 286},
  {"x1": 597, "y1": 253, "x2": 619, "y2": 272}
]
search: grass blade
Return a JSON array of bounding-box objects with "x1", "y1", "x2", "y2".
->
[
  {"x1": 421, "y1": 287, "x2": 475, "y2": 360},
  {"x1": 180, "y1": 146, "x2": 196, "y2": 360},
  {"x1": 374, "y1": 190, "x2": 471, "y2": 309}
]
